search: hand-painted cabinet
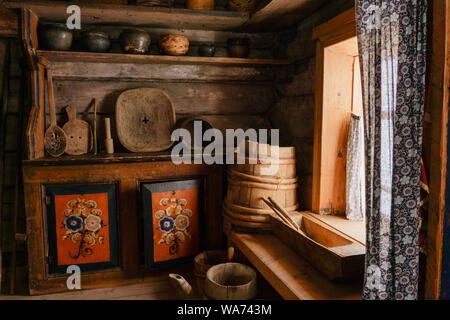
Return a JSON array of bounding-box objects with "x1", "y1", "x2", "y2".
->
[{"x1": 22, "y1": 158, "x2": 223, "y2": 295}]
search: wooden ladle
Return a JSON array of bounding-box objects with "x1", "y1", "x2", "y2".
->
[{"x1": 44, "y1": 69, "x2": 67, "y2": 157}]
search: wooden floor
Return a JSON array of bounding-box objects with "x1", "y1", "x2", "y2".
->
[{"x1": 0, "y1": 280, "x2": 180, "y2": 300}]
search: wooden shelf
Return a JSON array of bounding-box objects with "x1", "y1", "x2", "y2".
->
[
  {"x1": 22, "y1": 151, "x2": 219, "y2": 166},
  {"x1": 6, "y1": 1, "x2": 249, "y2": 31},
  {"x1": 37, "y1": 50, "x2": 290, "y2": 67},
  {"x1": 229, "y1": 232, "x2": 362, "y2": 300}
]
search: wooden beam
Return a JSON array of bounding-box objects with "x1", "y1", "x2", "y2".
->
[
  {"x1": 0, "y1": 7, "x2": 18, "y2": 37},
  {"x1": 244, "y1": 0, "x2": 330, "y2": 32},
  {"x1": 5, "y1": 1, "x2": 249, "y2": 31},
  {"x1": 425, "y1": 0, "x2": 450, "y2": 300}
]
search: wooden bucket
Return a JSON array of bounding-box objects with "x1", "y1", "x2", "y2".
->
[
  {"x1": 204, "y1": 263, "x2": 257, "y2": 300},
  {"x1": 226, "y1": 172, "x2": 298, "y2": 210},
  {"x1": 194, "y1": 250, "x2": 228, "y2": 295},
  {"x1": 237, "y1": 140, "x2": 296, "y2": 159},
  {"x1": 230, "y1": 157, "x2": 297, "y2": 179}
]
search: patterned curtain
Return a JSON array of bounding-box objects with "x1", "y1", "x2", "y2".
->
[{"x1": 356, "y1": 0, "x2": 428, "y2": 300}]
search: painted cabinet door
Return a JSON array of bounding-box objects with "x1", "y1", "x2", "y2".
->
[
  {"x1": 143, "y1": 179, "x2": 203, "y2": 268},
  {"x1": 45, "y1": 184, "x2": 119, "y2": 274}
]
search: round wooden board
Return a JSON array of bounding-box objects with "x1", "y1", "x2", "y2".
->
[{"x1": 116, "y1": 88, "x2": 176, "y2": 152}]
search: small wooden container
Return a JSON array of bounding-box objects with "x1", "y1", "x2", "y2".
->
[
  {"x1": 227, "y1": 38, "x2": 250, "y2": 58},
  {"x1": 159, "y1": 34, "x2": 190, "y2": 56},
  {"x1": 187, "y1": 0, "x2": 215, "y2": 10},
  {"x1": 194, "y1": 250, "x2": 228, "y2": 295},
  {"x1": 228, "y1": 0, "x2": 258, "y2": 12}
]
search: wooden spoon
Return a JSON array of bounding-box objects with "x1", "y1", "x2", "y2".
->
[
  {"x1": 62, "y1": 105, "x2": 93, "y2": 155},
  {"x1": 44, "y1": 69, "x2": 67, "y2": 157}
]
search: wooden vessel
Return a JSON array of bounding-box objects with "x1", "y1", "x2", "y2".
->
[
  {"x1": 230, "y1": 157, "x2": 297, "y2": 179},
  {"x1": 115, "y1": 88, "x2": 176, "y2": 152},
  {"x1": 269, "y1": 212, "x2": 365, "y2": 281},
  {"x1": 187, "y1": 0, "x2": 215, "y2": 10},
  {"x1": 238, "y1": 140, "x2": 296, "y2": 159},
  {"x1": 226, "y1": 171, "x2": 298, "y2": 210},
  {"x1": 194, "y1": 250, "x2": 228, "y2": 295},
  {"x1": 159, "y1": 34, "x2": 190, "y2": 56},
  {"x1": 228, "y1": 0, "x2": 258, "y2": 12},
  {"x1": 204, "y1": 263, "x2": 257, "y2": 300}
]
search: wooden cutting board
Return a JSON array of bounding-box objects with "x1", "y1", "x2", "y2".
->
[
  {"x1": 62, "y1": 105, "x2": 93, "y2": 155},
  {"x1": 116, "y1": 88, "x2": 176, "y2": 153}
]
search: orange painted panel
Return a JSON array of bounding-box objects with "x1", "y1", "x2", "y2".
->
[
  {"x1": 151, "y1": 188, "x2": 200, "y2": 263},
  {"x1": 54, "y1": 193, "x2": 111, "y2": 266}
]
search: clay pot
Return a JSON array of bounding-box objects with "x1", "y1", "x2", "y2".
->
[
  {"x1": 227, "y1": 38, "x2": 250, "y2": 58},
  {"x1": 198, "y1": 44, "x2": 216, "y2": 57},
  {"x1": 187, "y1": 0, "x2": 215, "y2": 10},
  {"x1": 82, "y1": 31, "x2": 110, "y2": 53},
  {"x1": 228, "y1": 0, "x2": 258, "y2": 12},
  {"x1": 39, "y1": 23, "x2": 73, "y2": 51},
  {"x1": 159, "y1": 34, "x2": 189, "y2": 56},
  {"x1": 119, "y1": 28, "x2": 151, "y2": 54}
]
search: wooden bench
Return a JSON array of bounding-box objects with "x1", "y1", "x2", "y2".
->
[{"x1": 229, "y1": 232, "x2": 363, "y2": 300}]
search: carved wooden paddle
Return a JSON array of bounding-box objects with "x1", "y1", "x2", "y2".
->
[
  {"x1": 62, "y1": 105, "x2": 93, "y2": 155},
  {"x1": 44, "y1": 69, "x2": 67, "y2": 157}
]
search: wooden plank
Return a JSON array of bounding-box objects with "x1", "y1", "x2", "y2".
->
[
  {"x1": 5, "y1": 1, "x2": 249, "y2": 31},
  {"x1": 229, "y1": 232, "x2": 362, "y2": 300},
  {"x1": 244, "y1": 0, "x2": 330, "y2": 32},
  {"x1": 38, "y1": 50, "x2": 290, "y2": 67},
  {"x1": 0, "y1": 280, "x2": 178, "y2": 300},
  {"x1": 50, "y1": 80, "x2": 277, "y2": 115},
  {"x1": 302, "y1": 211, "x2": 366, "y2": 246},
  {"x1": 425, "y1": 0, "x2": 450, "y2": 300}
]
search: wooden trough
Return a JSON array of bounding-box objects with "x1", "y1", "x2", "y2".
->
[{"x1": 269, "y1": 212, "x2": 365, "y2": 281}]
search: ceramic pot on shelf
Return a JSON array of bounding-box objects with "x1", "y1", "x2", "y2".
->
[
  {"x1": 187, "y1": 0, "x2": 215, "y2": 10},
  {"x1": 82, "y1": 31, "x2": 110, "y2": 53},
  {"x1": 39, "y1": 23, "x2": 73, "y2": 51},
  {"x1": 198, "y1": 44, "x2": 216, "y2": 57},
  {"x1": 159, "y1": 34, "x2": 190, "y2": 56},
  {"x1": 227, "y1": 38, "x2": 250, "y2": 58},
  {"x1": 119, "y1": 28, "x2": 151, "y2": 54}
]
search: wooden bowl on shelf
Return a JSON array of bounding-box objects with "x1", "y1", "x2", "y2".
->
[
  {"x1": 228, "y1": 0, "x2": 258, "y2": 12},
  {"x1": 135, "y1": 0, "x2": 174, "y2": 7},
  {"x1": 159, "y1": 34, "x2": 190, "y2": 56},
  {"x1": 187, "y1": 0, "x2": 215, "y2": 10}
]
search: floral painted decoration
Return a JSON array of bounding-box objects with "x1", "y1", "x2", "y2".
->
[
  {"x1": 156, "y1": 196, "x2": 193, "y2": 255},
  {"x1": 62, "y1": 198, "x2": 105, "y2": 259}
]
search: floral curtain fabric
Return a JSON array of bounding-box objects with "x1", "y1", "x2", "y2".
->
[{"x1": 356, "y1": 0, "x2": 428, "y2": 299}]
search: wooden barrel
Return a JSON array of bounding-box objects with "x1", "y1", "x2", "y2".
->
[
  {"x1": 237, "y1": 140, "x2": 296, "y2": 159},
  {"x1": 194, "y1": 250, "x2": 228, "y2": 295},
  {"x1": 226, "y1": 174, "x2": 298, "y2": 210},
  {"x1": 230, "y1": 157, "x2": 297, "y2": 179},
  {"x1": 204, "y1": 263, "x2": 257, "y2": 300}
]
